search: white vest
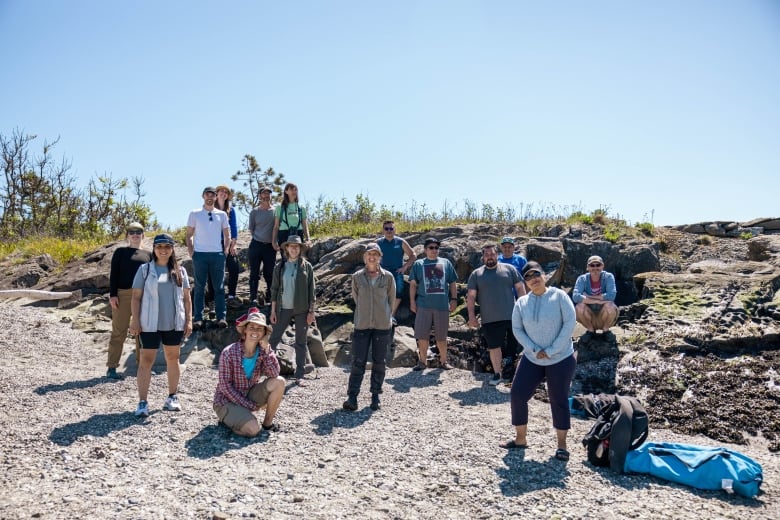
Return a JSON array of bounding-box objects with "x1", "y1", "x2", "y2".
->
[{"x1": 138, "y1": 262, "x2": 187, "y2": 332}]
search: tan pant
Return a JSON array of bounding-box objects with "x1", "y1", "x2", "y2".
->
[
  {"x1": 214, "y1": 380, "x2": 272, "y2": 433},
  {"x1": 107, "y1": 288, "x2": 140, "y2": 368}
]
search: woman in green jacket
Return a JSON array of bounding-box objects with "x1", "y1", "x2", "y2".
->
[{"x1": 268, "y1": 235, "x2": 316, "y2": 382}]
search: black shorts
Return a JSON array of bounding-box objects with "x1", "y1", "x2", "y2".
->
[
  {"x1": 480, "y1": 320, "x2": 517, "y2": 351},
  {"x1": 587, "y1": 303, "x2": 604, "y2": 313},
  {"x1": 140, "y1": 330, "x2": 184, "y2": 349}
]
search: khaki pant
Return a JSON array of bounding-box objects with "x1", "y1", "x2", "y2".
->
[
  {"x1": 107, "y1": 288, "x2": 140, "y2": 368},
  {"x1": 214, "y1": 380, "x2": 273, "y2": 433}
]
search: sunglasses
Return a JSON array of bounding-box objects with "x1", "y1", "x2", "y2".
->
[
  {"x1": 427, "y1": 245, "x2": 440, "y2": 250},
  {"x1": 589, "y1": 263, "x2": 603, "y2": 268},
  {"x1": 384, "y1": 227, "x2": 394, "y2": 231},
  {"x1": 524, "y1": 271, "x2": 542, "y2": 280},
  {"x1": 208, "y1": 212, "x2": 213, "y2": 222},
  {"x1": 127, "y1": 230, "x2": 143, "y2": 235}
]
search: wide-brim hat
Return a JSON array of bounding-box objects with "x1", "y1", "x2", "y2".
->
[
  {"x1": 281, "y1": 235, "x2": 306, "y2": 249},
  {"x1": 235, "y1": 308, "x2": 272, "y2": 335},
  {"x1": 127, "y1": 221, "x2": 144, "y2": 232},
  {"x1": 215, "y1": 184, "x2": 233, "y2": 200}
]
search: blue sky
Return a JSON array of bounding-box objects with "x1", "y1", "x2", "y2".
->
[{"x1": 2, "y1": 1, "x2": 778, "y2": 230}]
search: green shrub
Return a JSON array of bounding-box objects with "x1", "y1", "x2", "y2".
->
[{"x1": 636, "y1": 222, "x2": 654, "y2": 236}]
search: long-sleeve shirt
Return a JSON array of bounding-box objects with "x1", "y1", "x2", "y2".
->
[
  {"x1": 572, "y1": 271, "x2": 617, "y2": 304},
  {"x1": 512, "y1": 287, "x2": 576, "y2": 366},
  {"x1": 109, "y1": 246, "x2": 151, "y2": 297},
  {"x1": 352, "y1": 267, "x2": 395, "y2": 330},
  {"x1": 213, "y1": 341, "x2": 281, "y2": 410}
]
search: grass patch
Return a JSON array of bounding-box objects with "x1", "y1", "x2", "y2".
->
[
  {"x1": 0, "y1": 236, "x2": 106, "y2": 266},
  {"x1": 648, "y1": 285, "x2": 708, "y2": 320}
]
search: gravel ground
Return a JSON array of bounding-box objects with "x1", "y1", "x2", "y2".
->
[{"x1": 0, "y1": 304, "x2": 777, "y2": 520}]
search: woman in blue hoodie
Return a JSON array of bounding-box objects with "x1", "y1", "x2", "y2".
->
[{"x1": 501, "y1": 261, "x2": 577, "y2": 462}]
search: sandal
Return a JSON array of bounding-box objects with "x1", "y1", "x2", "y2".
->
[
  {"x1": 262, "y1": 422, "x2": 280, "y2": 432},
  {"x1": 554, "y1": 448, "x2": 570, "y2": 461},
  {"x1": 499, "y1": 440, "x2": 528, "y2": 450}
]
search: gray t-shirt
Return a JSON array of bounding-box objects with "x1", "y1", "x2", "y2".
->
[
  {"x1": 132, "y1": 263, "x2": 190, "y2": 331},
  {"x1": 467, "y1": 263, "x2": 520, "y2": 323},
  {"x1": 249, "y1": 205, "x2": 276, "y2": 243},
  {"x1": 281, "y1": 261, "x2": 297, "y2": 310}
]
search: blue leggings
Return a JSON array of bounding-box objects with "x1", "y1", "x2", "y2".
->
[{"x1": 510, "y1": 354, "x2": 576, "y2": 430}]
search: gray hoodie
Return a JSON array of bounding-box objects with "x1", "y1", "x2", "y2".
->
[{"x1": 511, "y1": 287, "x2": 576, "y2": 366}]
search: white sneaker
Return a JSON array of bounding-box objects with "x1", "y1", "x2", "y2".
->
[
  {"x1": 163, "y1": 395, "x2": 181, "y2": 411},
  {"x1": 134, "y1": 400, "x2": 149, "y2": 417},
  {"x1": 488, "y1": 373, "x2": 502, "y2": 386}
]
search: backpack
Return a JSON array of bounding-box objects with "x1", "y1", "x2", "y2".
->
[
  {"x1": 624, "y1": 442, "x2": 763, "y2": 498},
  {"x1": 581, "y1": 395, "x2": 649, "y2": 473}
]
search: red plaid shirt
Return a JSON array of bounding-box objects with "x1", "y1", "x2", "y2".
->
[{"x1": 213, "y1": 341, "x2": 281, "y2": 411}]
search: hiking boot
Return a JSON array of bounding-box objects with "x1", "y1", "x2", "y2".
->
[
  {"x1": 106, "y1": 367, "x2": 123, "y2": 380},
  {"x1": 370, "y1": 394, "x2": 381, "y2": 411},
  {"x1": 488, "y1": 373, "x2": 502, "y2": 386},
  {"x1": 134, "y1": 400, "x2": 149, "y2": 417},
  {"x1": 249, "y1": 300, "x2": 259, "y2": 309},
  {"x1": 580, "y1": 331, "x2": 594, "y2": 344},
  {"x1": 342, "y1": 396, "x2": 358, "y2": 411},
  {"x1": 603, "y1": 330, "x2": 617, "y2": 342},
  {"x1": 412, "y1": 360, "x2": 426, "y2": 371},
  {"x1": 217, "y1": 319, "x2": 228, "y2": 329},
  {"x1": 227, "y1": 297, "x2": 242, "y2": 309},
  {"x1": 163, "y1": 395, "x2": 181, "y2": 411}
]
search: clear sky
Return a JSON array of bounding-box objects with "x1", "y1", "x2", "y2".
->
[{"x1": 2, "y1": 1, "x2": 778, "y2": 230}]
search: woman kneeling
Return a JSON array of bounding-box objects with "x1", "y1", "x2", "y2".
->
[{"x1": 213, "y1": 309, "x2": 285, "y2": 437}]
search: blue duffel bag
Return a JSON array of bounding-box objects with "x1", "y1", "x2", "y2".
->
[{"x1": 624, "y1": 442, "x2": 763, "y2": 498}]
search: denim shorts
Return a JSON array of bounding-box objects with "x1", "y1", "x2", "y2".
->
[
  {"x1": 140, "y1": 330, "x2": 184, "y2": 349},
  {"x1": 392, "y1": 272, "x2": 405, "y2": 298}
]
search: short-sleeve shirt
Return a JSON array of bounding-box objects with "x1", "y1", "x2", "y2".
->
[
  {"x1": 378, "y1": 237, "x2": 405, "y2": 271},
  {"x1": 132, "y1": 263, "x2": 191, "y2": 330},
  {"x1": 467, "y1": 263, "x2": 521, "y2": 323},
  {"x1": 408, "y1": 257, "x2": 457, "y2": 311},
  {"x1": 274, "y1": 203, "x2": 307, "y2": 231},
  {"x1": 187, "y1": 208, "x2": 229, "y2": 252},
  {"x1": 498, "y1": 253, "x2": 527, "y2": 274}
]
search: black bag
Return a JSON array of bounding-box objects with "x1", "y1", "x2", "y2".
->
[{"x1": 582, "y1": 395, "x2": 649, "y2": 473}]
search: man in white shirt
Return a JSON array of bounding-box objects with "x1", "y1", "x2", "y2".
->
[{"x1": 186, "y1": 186, "x2": 230, "y2": 329}]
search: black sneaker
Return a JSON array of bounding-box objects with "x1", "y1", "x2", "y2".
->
[
  {"x1": 342, "y1": 397, "x2": 358, "y2": 411},
  {"x1": 249, "y1": 300, "x2": 259, "y2": 308},
  {"x1": 580, "y1": 331, "x2": 594, "y2": 344},
  {"x1": 603, "y1": 330, "x2": 617, "y2": 342},
  {"x1": 412, "y1": 361, "x2": 426, "y2": 371},
  {"x1": 370, "y1": 395, "x2": 381, "y2": 411}
]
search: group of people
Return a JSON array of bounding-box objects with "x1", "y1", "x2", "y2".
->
[{"x1": 106, "y1": 192, "x2": 620, "y2": 459}]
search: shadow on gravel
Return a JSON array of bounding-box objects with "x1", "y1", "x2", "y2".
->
[
  {"x1": 50, "y1": 412, "x2": 143, "y2": 446},
  {"x1": 311, "y1": 409, "x2": 372, "y2": 436},
  {"x1": 384, "y1": 370, "x2": 443, "y2": 393},
  {"x1": 496, "y1": 451, "x2": 571, "y2": 496},
  {"x1": 449, "y1": 386, "x2": 511, "y2": 406},
  {"x1": 35, "y1": 376, "x2": 118, "y2": 395},
  {"x1": 185, "y1": 424, "x2": 270, "y2": 459}
]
